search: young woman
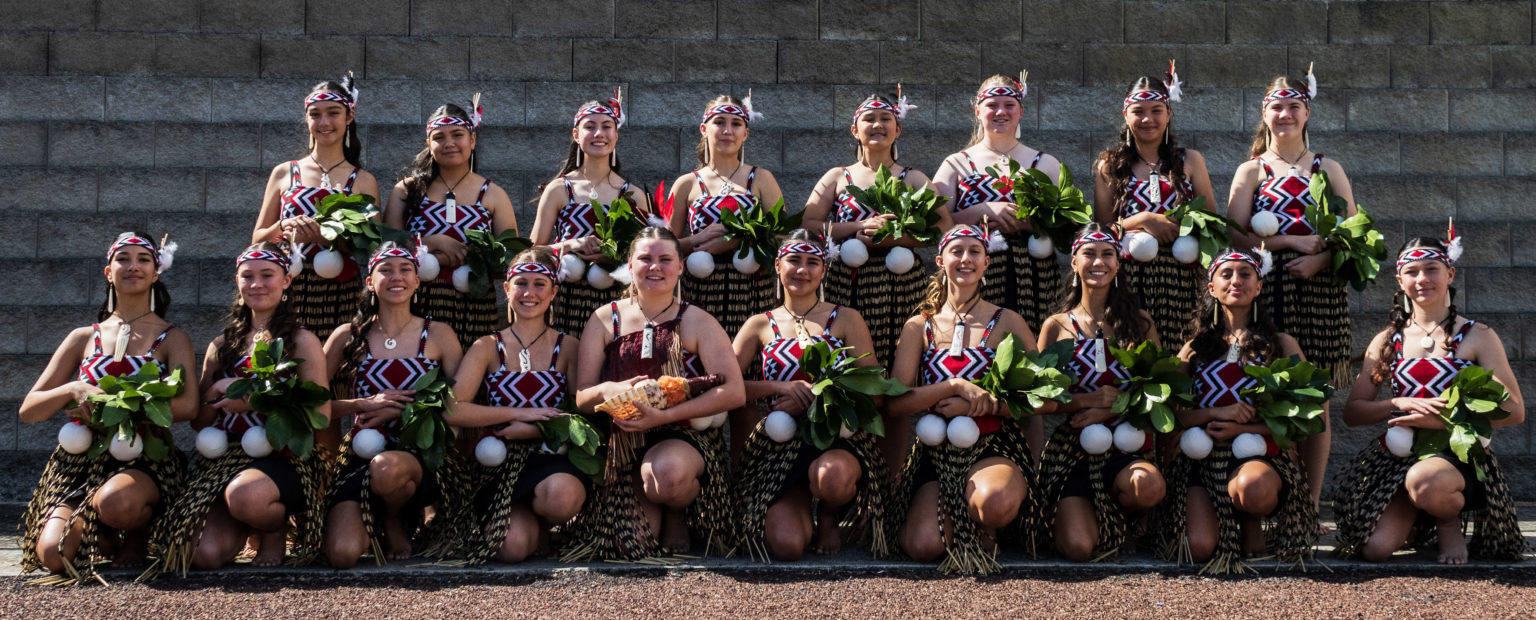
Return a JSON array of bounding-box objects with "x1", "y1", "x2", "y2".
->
[
  {"x1": 1032, "y1": 224, "x2": 1166, "y2": 562},
  {"x1": 154, "y1": 244, "x2": 331, "y2": 573},
  {"x1": 931, "y1": 75, "x2": 1061, "y2": 332},
  {"x1": 1154, "y1": 248, "x2": 1316, "y2": 574},
  {"x1": 20, "y1": 233, "x2": 196, "y2": 580},
  {"x1": 1227, "y1": 72, "x2": 1356, "y2": 512},
  {"x1": 321, "y1": 243, "x2": 463, "y2": 568},
  {"x1": 1333, "y1": 237, "x2": 1525, "y2": 564},
  {"x1": 569, "y1": 227, "x2": 746, "y2": 560},
  {"x1": 385, "y1": 98, "x2": 518, "y2": 351},
  {"x1": 668, "y1": 95, "x2": 785, "y2": 340},
  {"x1": 802, "y1": 91, "x2": 951, "y2": 364},
  {"x1": 1092, "y1": 67, "x2": 1217, "y2": 345},
  {"x1": 886, "y1": 225, "x2": 1049, "y2": 575},
  {"x1": 440, "y1": 247, "x2": 589, "y2": 565},
  {"x1": 252, "y1": 74, "x2": 380, "y2": 334},
  {"x1": 732, "y1": 232, "x2": 887, "y2": 561},
  {"x1": 531, "y1": 93, "x2": 652, "y2": 337}
]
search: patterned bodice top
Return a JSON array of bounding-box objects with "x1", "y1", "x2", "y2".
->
[
  {"x1": 833, "y1": 167, "x2": 910, "y2": 223},
  {"x1": 1063, "y1": 315, "x2": 1133, "y2": 394},
  {"x1": 555, "y1": 178, "x2": 632, "y2": 242},
  {"x1": 407, "y1": 181, "x2": 492, "y2": 243},
  {"x1": 687, "y1": 168, "x2": 757, "y2": 237},
  {"x1": 77, "y1": 324, "x2": 173, "y2": 386},
  {"x1": 954, "y1": 152, "x2": 1039, "y2": 212},
  {"x1": 483, "y1": 331, "x2": 568, "y2": 409},
  {"x1": 1391, "y1": 320, "x2": 1476, "y2": 399},
  {"x1": 1192, "y1": 359, "x2": 1257, "y2": 409},
  {"x1": 352, "y1": 319, "x2": 439, "y2": 437},
  {"x1": 760, "y1": 306, "x2": 844, "y2": 383},
  {"x1": 1251, "y1": 154, "x2": 1324, "y2": 236},
  {"x1": 921, "y1": 309, "x2": 1007, "y2": 433},
  {"x1": 1117, "y1": 154, "x2": 1195, "y2": 218},
  {"x1": 282, "y1": 161, "x2": 359, "y2": 260}
]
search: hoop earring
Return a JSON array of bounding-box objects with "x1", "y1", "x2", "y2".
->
[{"x1": 281, "y1": 293, "x2": 288, "y2": 302}]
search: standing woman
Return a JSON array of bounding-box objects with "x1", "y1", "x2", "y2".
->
[
  {"x1": 531, "y1": 92, "x2": 651, "y2": 336},
  {"x1": 1227, "y1": 70, "x2": 1355, "y2": 510},
  {"x1": 1333, "y1": 236, "x2": 1525, "y2": 564},
  {"x1": 1091, "y1": 65, "x2": 1217, "y2": 344},
  {"x1": 385, "y1": 96, "x2": 518, "y2": 351},
  {"x1": 439, "y1": 247, "x2": 589, "y2": 565},
  {"x1": 1154, "y1": 249, "x2": 1316, "y2": 574},
  {"x1": 732, "y1": 233, "x2": 887, "y2": 561},
  {"x1": 252, "y1": 73, "x2": 380, "y2": 334},
  {"x1": 668, "y1": 94, "x2": 785, "y2": 340},
  {"x1": 1032, "y1": 224, "x2": 1166, "y2": 562},
  {"x1": 931, "y1": 74, "x2": 1061, "y2": 332},
  {"x1": 20, "y1": 233, "x2": 196, "y2": 579},
  {"x1": 570, "y1": 227, "x2": 746, "y2": 560},
  {"x1": 155, "y1": 244, "x2": 331, "y2": 573},
  {"x1": 321, "y1": 244, "x2": 463, "y2": 568},
  {"x1": 886, "y1": 225, "x2": 1047, "y2": 575},
  {"x1": 803, "y1": 90, "x2": 951, "y2": 364}
]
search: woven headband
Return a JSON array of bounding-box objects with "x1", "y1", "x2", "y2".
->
[
  {"x1": 573, "y1": 88, "x2": 625, "y2": 128},
  {"x1": 940, "y1": 226, "x2": 987, "y2": 250},
  {"x1": 236, "y1": 249, "x2": 291, "y2": 271},
  {"x1": 702, "y1": 104, "x2": 751, "y2": 125},
  {"x1": 777, "y1": 241, "x2": 827, "y2": 260},
  {"x1": 975, "y1": 85, "x2": 1024, "y2": 105},
  {"x1": 1122, "y1": 60, "x2": 1183, "y2": 110},
  {"x1": 1072, "y1": 230, "x2": 1121, "y2": 254},
  {"x1": 1396, "y1": 218, "x2": 1462, "y2": 272},
  {"x1": 506, "y1": 261, "x2": 556, "y2": 281},
  {"x1": 852, "y1": 86, "x2": 916, "y2": 125},
  {"x1": 425, "y1": 93, "x2": 483, "y2": 135},
  {"x1": 107, "y1": 236, "x2": 160, "y2": 269},
  {"x1": 1262, "y1": 63, "x2": 1318, "y2": 105},
  {"x1": 305, "y1": 91, "x2": 354, "y2": 111},
  {"x1": 368, "y1": 246, "x2": 418, "y2": 274},
  {"x1": 1207, "y1": 249, "x2": 1273, "y2": 279}
]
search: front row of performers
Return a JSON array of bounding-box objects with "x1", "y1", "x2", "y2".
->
[{"x1": 19, "y1": 225, "x2": 1525, "y2": 581}]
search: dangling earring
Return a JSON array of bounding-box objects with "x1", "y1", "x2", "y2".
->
[
  {"x1": 150, "y1": 290, "x2": 156, "y2": 313},
  {"x1": 1071, "y1": 273, "x2": 1080, "y2": 287},
  {"x1": 575, "y1": 146, "x2": 584, "y2": 167},
  {"x1": 1211, "y1": 300, "x2": 1219, "y2": 326},
  {"x1": 107, "y1": 283, "x2": 116, "y2": 313},
  {"x1": 610, "y1": 150, "x2": 617, "y2": 168},
  {"x1": 307, "y1": 134, "x2": 315, "y2": 152},
  {"x1": 854, "y1": 142, "x2": 863, "y2": 163},
  {"x1": 892, "y1": 143, "x2": 900, "y2": 162},
  {"x1": 1264, "y1": 127, "x2": 1272, "y2": 153},
  {"x1": 1252, "y1": 301, "x2": 1258, "y2": 322},
  {"x1": 1401, "y1": 292, "x2": 1413, "y2": 317},
  {"x1": 1124, "y1": 128, "x2": 1133, "y2": 148},
  {"x1": 281, "y1": 293, "x2": 288, "y2": 302},
  {"x1": 1164, "y1": 123, "x2": 1171, "y2": 145},
  {"x1": 344, "y1": 126, "x2": 351, "y2": 148},
  {"x1": 739, "y1": 145, "x2": 747, "y2": 163},
  {"x1": 1304, "y1": 128, "x2": 1311, "y2": 153}
]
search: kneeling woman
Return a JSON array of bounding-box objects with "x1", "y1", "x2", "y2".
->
[
  {"x1": 1033, "y1": 225, "x2": 1165, "y2": 562},
  {"x1": 21, "y1": 233, "x2": 197, "y2": 580},
  {"x1": 322, "y1": 244, "x2": 463, "y2": 568},
  {"x1": 1154, "y1": 249, "x2": 1316, "y2": 574},
  {"x1": 1333, "y1": 236, "x2": 1525, "y2": 564},
  {"x1": 570, "y1": 227, "x2": 746, "y2": 560},
  {"x1": 156, "y1": 245, "x2": 331, "y2": 573},
  {"x1": 886, "y1": 225, "x2": 1049, "y2": 575},
  {"x1": 732, "y1": 233, "x2": 887, "y2": 561},
  {"x1": 441, "y1": 248, "x2": 589, "y2": 565}
]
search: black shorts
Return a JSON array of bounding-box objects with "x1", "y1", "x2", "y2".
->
[
  {"x1": 473, "y1": 452, "x2": 592, "y2": 515},
  {"x1": 1060, "y1": 451, "x2": 1144, "y2": 499},
  {"x1": 245, "y1": 456, "x2": 307, "y2": 516},
  {"x1": 1429, "y1": 452, "x2": 1487, "y2": 512},
  {"x1": 329, "y1": 451, "x2": 442, "y2": 514}
]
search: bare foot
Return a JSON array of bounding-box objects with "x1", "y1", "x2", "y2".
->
[
  {"x1": 978, "y1": 527, "x2": 997, "y2": 554},
  {"x1": 109, "y1": 530, "x2": 148, "y2": 569},
  {"x1": 237, "y1": 533, "x2": 261, "y2": 559},
  {"x1": 660, "y1": 508, "x2": 691, "y2": 553},
  {"x1": 251, "y1": 530, "x2": 286, "y2": 567},
  {"x1": 1241, "y1": 519, "x2": 1268, "y2": 556},
  {"x1": 1436, "y1": 520, "x2": 1468, "y2": 565},
  {"x1": 812, "y1": 508, "x2": 843, "y2": 555},
  {"x1": 382, "y1": 517, "x2": 413, "y2": 561}
]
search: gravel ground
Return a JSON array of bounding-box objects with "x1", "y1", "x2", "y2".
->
[{"x1": 4, "y1": 570, "x2": 1536, "y2": 619}]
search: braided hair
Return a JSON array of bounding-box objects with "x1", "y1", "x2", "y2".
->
[
  {"x1": 1370, "y1": 237, "x2": 1461, "y2": 384},
  {"x1": 209, "y1": 242, "x2": 301, "y2": 381}
]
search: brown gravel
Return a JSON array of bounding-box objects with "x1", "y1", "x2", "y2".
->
[{"x1": 4, "y1": 570, "x2": 1536, "y2": 619}]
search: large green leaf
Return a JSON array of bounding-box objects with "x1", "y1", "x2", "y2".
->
[{"x1": 795, "y1": 341, "x2": 907, "y2": 450}]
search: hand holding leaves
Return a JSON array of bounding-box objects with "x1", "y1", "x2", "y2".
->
[
  {"x1": 1239, "y1": 355, "x2": 1335, "y2": 450},
  {"x1": 1305, "y1": 170, "x2": 1387, "y2": 291},
  {"x1": 972, "y1": 334, "x2": 1075, "y2": 419},
  {"x1": 983, "y1": 161, "x2": 1092, "y2": 251},
  {"x1": 841, "y1": 165, "x2": 948, "y2": 245},
  {"x1": 225, "y1": 338, "x2": 331, "y2": 459},
  {"x1": 1108, "y1": 340, "x2": 1193, "y2": 434},
  {"x1": 395, "y1": 367, "x2": 456, "y2": 470},
  {"x1": 721, "y1": 198, "x2": 803, "y2": 271},
  {"x1": 461, "y1": 229, "x2": 533, "y2": 298},
  {"x1": 1409, "y1": 366, "x2": 1511, "y2": 481},
  {"x1": 798, "y1": 341, "x2": 909, "y2": 450},
  {"x1": 84, "y1": 362, "x2": 186, "y2": 461},
  {"x1": 537, "y1": 405, "x2": 606, "y2": 478}
]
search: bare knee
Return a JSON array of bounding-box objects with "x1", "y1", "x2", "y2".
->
[
  {"x1": 809, "y1": 452, "x2": 860, "y2": 506},
  {"x1": 764, "y1": 516, "x2": 809, "y2": 562},
  {"x1": 901, "y1": 523, "x2": 945, "y2": 563},
  {"x1": 94, "y1": 487, "x2": 155, "y2": 531},
  {"x1": 1118, "y1": 465, "x2": 1165, "y2": 511},
  {"x1": 641, "y1": 463, "x2": 699, "y2": 506},
  {"x1": 1229, "y1": 465, "x2": 1280, "y2": 516},
  {"x1": 1360, "y1": 539, "x2": 1396, "y2": 563},
  {"x1": 1058, "y1": 530, "x2": 1096, "y2": 563},
  {"x1": 1187, "y1": 528, "x2": 1217, "y2": 562},
  {"x1": 532, "y1": 475, "x2": 586, "y2": 524},
  {"x1": 325, "y1": 534, "x2": 365, "y2": 569},
  {"x1": 1406, "y1": 466, "x2": 1464, "y2": 517},
  {"x1": 495, "y1": 532, "x2": 535, "y2": 564},
  {"x1": 369, "y1": 452, "x2": 421, "y2": 497},
  {"x1": 969, "y1": 485, "x2": 1023, "y2": 529}
]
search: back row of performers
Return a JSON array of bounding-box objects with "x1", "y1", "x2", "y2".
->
[{"x1": 21, "y1": 222, "x2": 1525, "y2": 582}]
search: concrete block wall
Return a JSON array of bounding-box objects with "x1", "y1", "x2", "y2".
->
[{"x1": 1, "y1": 0, "x2": 1534, "y2": 492}]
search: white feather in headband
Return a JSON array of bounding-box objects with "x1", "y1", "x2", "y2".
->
[
  {"x1": 646, "y1": 213, "x2": 669, "y2": 228},
  {"x1": 822, "y1": 224, "x2": 841, "y2": 263},
  {"x1": 742, "y1": 88, "x2": 765, "y2": 123},
  {"x1": 895, "y1": 83, "x2": 916, "y2": 121},
  {"x1": 344, "y1": 70, "x2": 359, "y2": 107},
  {"x1": 1306, "y1": 62, "x2": 1318, "y2": 100},
  {"x1": 1253, "y1": 245, "x2": 1274, "y2": 278},
  {"x1": 987, "y1": 230, "x2": 1009, "y2": 253},
  {"x1": 1445, "y1": 217, "x2": 1463, "y2": 263},
  {"x1": 157, "y1": 237, "x2": 178, "y2": 274},
  {"x1": 1164, "y1": 59, "x2": 1183, "y2": 103}
]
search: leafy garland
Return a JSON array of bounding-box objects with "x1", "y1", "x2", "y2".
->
[
  {"x1": 592, "y1": 195, "x2": 648, "y2": 265},
  {"x1": 225, "y1": 338, "x2": 330, "y2": 459},
  {"x1": 83, "y1": 362, "x2": 186, "y2": 461},
  {"x1": 460, "y1": 229, "x2": 533, "y2": 297},
  {"x1": 1167, "y1": 197, "x2": 1237, "y2": 269},
  {"x1": 840, "y1": 164, "x2": 948, "y2": 245},
  {"x1": 1411, "y1": 366, "x2": 1511, "y2": 481},
  {"x1": 799, "y1": 341, "x2": 909, "y2": 450},
  {"x1": 536, "y1": 406, "x2": 606, "y2": 478}
]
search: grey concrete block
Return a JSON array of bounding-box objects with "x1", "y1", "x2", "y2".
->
[
  {"x1": 261, "y1": 122, "x2": 313, "y2": 168},
  {"x1": 1391, "y1": 45, "x2": 1490, "y2": 89},
  {"x1": 153, "y1": 122, "x2": 262, "y2": 168},
  {"x1": 50, "y1": 33, "x2": 157, "y2": 75},
  {"x1": 357, "y1": 123, "x2": 424, "y2": 177},
  {"x1": 148, "y1": 212, "x2": 252, "y2": 259},
  {"x1": 1226, "y1": 1, "x2": 1328, "y2": 44},
  {"x1": 1401, "y1": 132, "x2": 1503, "y2": 177},
  {"x1": 1493, "y1": 46, "x2": 1536, "y2": 88},
  {"x1": 614, "y1": 0, "x2": 715, "y2": 39},
  {"x1": 0, "y1": 308, "x2": 29, "y2": 353},
  {"x1": 675, "y1": 41, "x2": 778, "y2": 84},
  {"x1": 718, "y1": 0, "x2": 819, "y2": 40},
  {"x1": 99, "y1": 168, "x2": 206, "y2": 213},
  {"x1": 36, "y1": 213, "x2": 149, "y2": 259},
  {"x1": 411, "y1": 0, "x2": 518, "y2": 36},
  {"x1": 573, "y1": 40, "x2": 674, "y2": 82},
  {"x1": 1038, "y1": 86, "x2": 1123, "y2": 133},
  {"x1": 306, "y1": 0, "x2": 409, "y2": 35},
  {"x1": 98, "y1": 0, "x2": 198, "y2": 32},
  {"x1": 105, "y1": 77, "x2": 210, "y2": 122},
  {"x1": 197, "y1": 256, "x2": 238, "y2": 304},
  {"x1": 0, "y1": 356, "x2": 54, "y2": 403},
  {"x1": 779, "y1": 41, "x2": 882, "y2": 84},
  {"x1": 1409, "y1": 220, "x2": 1507, "y2": 268},
  {"x1": 1021, "y1": 0, "x2": 1121, "y2": 43},
  {"x1": 515, "y1": 0, "x2": 612, "y2": 37},
  {"x1": 209, "y1": 78, "x2": 312, "y2": 123},
  {"x1": 205, "y1": 167, "x2": 271, "y2": 214},
  {"x1": 1286, "y1": 46, "x2": 1390, "y2": 89},
  {"x1": 199, "y1": 0, "x2": 304, "y2": 34},
  {"x1": 894, "y1": 127, "x2": 973, "y2": 172},
  {"x1": 1183, "y1": 131, "x2": 1252, "y2": 188},
  {"x1": 922, "y1": 0, "x2": 1020, "y2": 41},
  {"x1": 259, "y1": 36, "x2": 366, "y2": 80},
  {"x1": 154, "y1": 34, "x2": 261, "y2": 78},
  {"x1": 523, "y1": 82, "x2": 621, "y2": 127},
  {"x1": 419, "y1": 82, "x2": 523, "y2": 131},
  {"x1": 1170, "y1": 87, "x2": 1243, "y2": 132},
  {"x1": 0, "y1": 0, "x2": 94, "y2": 30},
  {"x1": 366, "y1": 36, "x2": 470, "y2": 80},
  {"x1": 0, "y1": 76, "x2": 104, "y2": 121},
  {"x1": 0, "y1": 216, "x2": 36, "y2": 259},
  {"x1": 355, "y1": 79, "x2": 424, "y2": 125},
  {"x1": 1457, "y1": 177, "x2": 1536, "y2": 221},
  {"x1": 0, "y1": 122, "x2": 46, "y2": 166},
  {"x1": 1329, "y1": 2, "x2": 1430, "y2": 45},
  {"x1": 929, "y1": 86, "x2": 989, "y2": 131},
  {"x1": 6, "y1": 168, "x2": 98, "y2": 213},
  {"x1": 1028, "y1": 130, "x2": 1099, "y2": 177},
  {"x1": 0, "y1": 33, "x2": 47, "y2": 75},
  {"x1": 881, "y1": 42, "x2": 981, "y2": 85},
  {"x1": 470, "y1": 38, "x2": 571, "y2": 82},
  {"x1": 1124, "y1": 1, "x2": 1225, "y2": 43},
  {"x1": 1186, "y1": 45, "x2": 1288, "y2": 88},
  {"x1": 614, "y1": 127, "x2": 684, "y2": 180},
  {"x1": 462, "y1": 126, "x2": 565, "y2": 172},
  {"x1": 1320, "y1": 132, "x2": 1400, "y2": 176},
  {"x1": 1083, "y1": 44, "x2": 1187, "y2": 87},
  {"x1": 1505, "y1": 134, "x2": 1536, "y2": 177},
  {"x1": 981, "y1": 44, "x2": 1081, "y2": 86},
  {"x1": 49, "y1": 122, "x2": 156, "y2": 167},
  {"x1": 782, "y1": 130, "x2": 849, "y2": 180},
  {"x1": 1450, "y1": 91, "x2": 1536, "y2": 132},
  {"x1": 1431, "y1": 1, "x2": 1532, "y2": 45},
  {"x1": 733, "y1": 83, "x2": 836, "y2": 131},
  {"x1": 821, "y1": 0, "x2": 921, "y2": 41},
  {"x1": 1346, "y1": 89, "x2": 1448, "y2": 132},
  {"x1": 1349, "y1": 175, "x2": 1457, "y2": 223},
  {"x1": 1464, "y1": 268, "x2": 1536, "y2": 314}
]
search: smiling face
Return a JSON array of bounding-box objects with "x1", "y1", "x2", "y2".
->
[
  {"x1": 105, "y1": 245, "x2": 158, "y2": 295},
  {"x1": 1123, "y1": 98, "x2": 1170, "y2": 144},
  {"x1": 505, "y1": 272, "x2": 556, "y2": 322},
  {"x1": 629, "y1": 237, "x2": 682, "y2": 294},
  {"x1": 236, "y1": 260, "x2": 293, "y2": 313},
  {"x1": 937, "y1": 237, "x2": 989, "y2": 286},
  {"x1": 1207, "y1": 260, "x2": 1262, "y2": 308},
  {"x1": 776, "y1": 251, "x2": 826, "y2": 298},
  {"x1": 1263, "y1": 98, "x2": 1310, "y2": 142},
  {"x1": 1395, "y1": 258, "x2": 1455, "y2": 310},
  {"x1": 701, "y1": 113, "x2": 748, "y2": 156},
  {"x1": 306, "y1": 100, "x2": 351, "y2": 149},
  {"x1": 367, "y1": 257, "x2": 420, "y2": 306},
  {"x1": 1073, "y1": 241, "x2": 1120, "y2": 289},
  {"x1": 852, "y1": 108, "x2": 900, "y2": 150},
  {"x1": 427, "y1": 124, "x2": 476, "y2": 167},
  {"x1": 573, "y1": 115, "x2": 617, "y2": 158},
  {"x1": 975, "y1": 96, "x2": 1021, "y2": 136}
]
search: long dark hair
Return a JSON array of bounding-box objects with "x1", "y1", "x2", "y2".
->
[
  {"x1": 98, "y1": 231, "x2": 173, "y2": 322},
  {"x1": 1184, "y1": 248, "x2": 1280, "y2": 369},
  {"x1": 1249, "y1": 75, "x2": 1311, "y2": 158},
  {"x1": 1370, "y1": 237, "x2": 1460, "y2": 384},
  {"x1": 1095, "y1": 74, "x2": 1191, "y2": 209},
  {"x1": 1050, "y1": 223, "x2": 1151, "y2": 343},
  {"x1": 535, "y1": 100, "x2": 627, "y2": 199},
  {"x1": 209, "y1": 242, "x2": 302, "y2": 381},
  {"x1": 398, "y1": 103, "x2": 476, "y2": 227},
  {"x1": 332, "y1": 241, "x2": 421, "y2": 398},
  {"x1": 852, "y1": 93, "x2": 901, "y2": 162},
  {"x1": 303, "y1": 74, "x2": 363, "y2": 169},
  {"x1": 696, "y1": 94, "x2": 746, "y2": 166}
]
